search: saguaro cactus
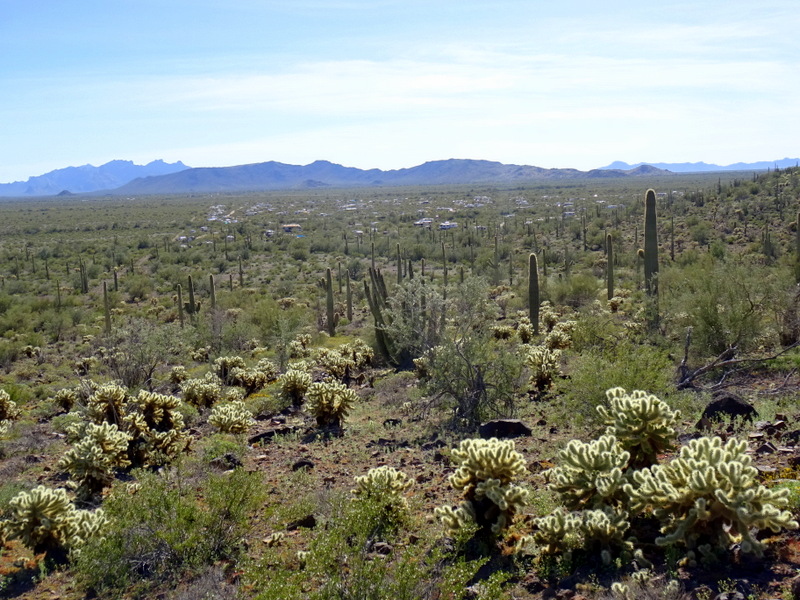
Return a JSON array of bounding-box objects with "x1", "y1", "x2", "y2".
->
[
  {"x1": 325, "y1": 267, "x2": 336, "y2": 337},
  {"x1": 529, "y1": 253, "x2": 540, "y2": 335},
  {"x1": 606, "y1": 233, "x2": 614, "y2": 301},
  {"x1": 209, "y1": 274, "x2": 216, "y2": 310},
  {"x1": 177, "y1": 284, "x2": 184, "y2": 328},
  {"x1": 643, "y1": 189, "x2": 659, "y2": 296},
  {"x1": 103, "y1": 281, "x2": 111, "y2": 334}
]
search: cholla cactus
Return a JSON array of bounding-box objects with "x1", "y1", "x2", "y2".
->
[
  {"x1": 86, "y1": 382, "x2": 128, "y2": 425},
  {"x1": 578, "y1": 507, "x2": 632, "y2": 565},
  {"x1": 209, "y1": 400, "x2": 255, "y2": 434},
  {"x1": 314, "y1": 347, "x2": 350, "y2": 380},
  {"x1": 52, "y1": 387, "x2": 79, "y2": 412},
  {"x1": 435, "y1": 438, "x2": 529, "y2": 537},
  {"x1": 0, "y1": 389, "x2": 21, "y2": 422},
  {"x1": 525, "y1": 346, "x2": 561, "y2": 392},
  {"x1": 339, "y1": 338, "x2": 374, "y2": 370},
  {"x1": 213, "y1": 355, "x2": 247, "y2": 385},
  {"x1": 169, "y1": 365, "x2": 188, "y2": 387},
  {"x1": 124, "y1": 390, "x2": 189, "y2": 466},
  {"x1": 289, "y1": 333, "x2": 312, "y2": 358},
  {"x1": 58, "y1": 421, "x2": 132, "y2": 499},
  {"x1": 255, "y1": 358, "x2": 279, "y2": 382},
  {"x1": 181, "y1": 372, "x2": 223, "y2": 407},
  {"x1": 531, "y1": 507, "x2": 583, "y2": 555},
  {"x1": 544, "y1": 320, "x2": 576, "y2": 350},
  {"x1": 544, "y1": 434, "x2": 630, "y2": 510},
  {"x1": 306, "y1": 381, "x2": 357, "y2": 429},
  {"x1": 491, "y1": 324, "x2": 516, "y2": 340},
  {"x1": 540, "y1": 301, "x2": 560, "y2": 332},
  {"x1": 597, "y1": 388, "x2": 680, "y2": 469},
  {"x1": 0, "y1": 486, "x2": 108, "y2": 558},
  {"x1": 516, "y1": 316, "x2": 535, "y2": 344},
  {"x1": 413, "y1": 355, "x2": 431, "y2": 380},
  {"x1": 190, "y1": 345, "x2": 211, "y2": 362},
  {"x1": 353, "y1": 466, "x2": 413, "y2": 504},
  {"x1": 353, "y1": 466, "x2": 413, "y2": 531},
  {"x1": 279, "y1": 368, "x2": 312, "y2": 407},
  {"x1": 230, "y1": 367, "x2": 268, "y2": 396},
  {"x1": 624, "y1": 436, "x2": 799, "y2": 557}
]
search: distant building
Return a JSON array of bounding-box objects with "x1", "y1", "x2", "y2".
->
[{"x1": 282, "y1": 223, "x2": 302, "y2": 233}]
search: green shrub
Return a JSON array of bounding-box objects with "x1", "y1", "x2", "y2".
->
[
  {"x1": 555, "y1": 341, "x2": 673, "y2": 426},
  {"x1": 75, "y1": 467, "x2": 262, "y2": 596}
]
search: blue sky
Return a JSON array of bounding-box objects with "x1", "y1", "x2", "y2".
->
[{"x1": 1, "y1": 0, "x2": 797, "y2": 183}]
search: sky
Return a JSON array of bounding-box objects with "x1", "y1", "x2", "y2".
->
[{"x1": 1, "y1": 0, "x2": 798, "y2": 183}]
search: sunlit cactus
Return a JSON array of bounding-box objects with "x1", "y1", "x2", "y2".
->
[
  {"x1": 624, "y1": 435, "x2": 799, "y2": 558},
  {"x1": 435, "y1": 438, "x2": 529, "y2": 537},
  {"x1": 209, "y1": 400, "x2": 255, "y2": 434},
  {"x1": 279, "y1": 368, "x2": 312, "y2": 407},
  {"x1": 305, "y1": 380, "x2": 357, "y2": 429}
]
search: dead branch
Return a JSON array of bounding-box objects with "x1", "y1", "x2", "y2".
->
[{"x1": 676, "y1": 337, "x2": 800, "y2": 390}]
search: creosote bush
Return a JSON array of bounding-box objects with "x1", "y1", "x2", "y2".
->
[{"x1": 75, "y1": 467, "x2": 263, "y2": 595}]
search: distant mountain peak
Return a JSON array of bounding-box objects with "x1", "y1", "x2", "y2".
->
[{"x1": 0, "y1": 159, "x2": 189, "y2": 196}]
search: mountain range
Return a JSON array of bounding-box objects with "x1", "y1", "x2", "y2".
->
[
  {"x1": 0, "y1": 159, "x2": 189, "y2": 197},
  {"x1": 600, "y1": 158, "x2": 800, "y2": 173},
  {"x1": 109, "y1": 159, "x2": 667, "y2": 195},
  {"x1": 0, "y1": 157, "x2": 796, "y2": 197}
]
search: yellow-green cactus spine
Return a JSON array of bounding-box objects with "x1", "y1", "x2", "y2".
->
[
  {"x1": 306, "y1": 380, "x2": 357, "y2": 429},
  {"x1": 597, "y1": 388, "x2": 680, "y2": 469},
  {"x1": 624, "y1": 436, "x2": 799, "y2": 558},
  {"x1": 209, "y1": 400, "x2": 255, "y2": 434},
  {"x1": 544, "y1": 434, "x2": 630, "y2": 511},
  {"x1": 435, "y1": 438, "x2": 529, "y2": 538}
]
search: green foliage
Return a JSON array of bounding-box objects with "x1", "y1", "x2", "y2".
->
[
  {"x1": 352, "y1": 466, "x2": 413, "y2": 534},
  {"x1": 97, "y1": 318, "x2": 186, "y2": 389},
  {"x1": 554, "y1": 341, "x2": 673, "y2": 426},
  {"x1": 75, "y1": 467, "x2": 263, "y2": 596},
  {"x1": 661, "y1": 256, "x2": 785, "y2": 357}
]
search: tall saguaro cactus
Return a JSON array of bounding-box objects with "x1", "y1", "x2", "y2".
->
[
  {"x1": 103, "y1": 281, "x2": 112, "y2": 334},
  {"x1": 606, "y1": 233, "x2": 614, "y2": 301},
  {"x1": 325, "y1": 267, "x2": 336, "y2": 337},
  {"x1": 643, "y1": 189, "x2": 659, "y2": 296},
  {"x1": 529, "y1": 253, "x2": 540, "y2": 335}
]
